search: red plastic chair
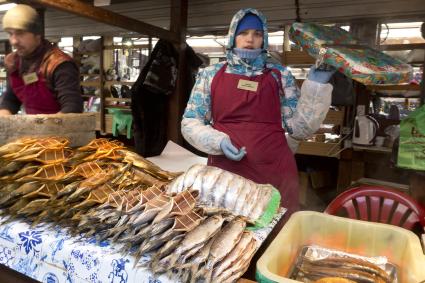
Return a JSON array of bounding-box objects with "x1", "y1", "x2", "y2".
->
[{"x1": 324, "y1": 186, "x2": 425, "y2": 232}]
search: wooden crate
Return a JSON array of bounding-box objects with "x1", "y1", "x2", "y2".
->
[
  {"x1": 0, "y1": 113, "x2": 96, "y2": 147},
  {"x1": 297, "y1": 141, "x2": 341, "y2": 158},
  {"x1": 95, "y1": 113, "x2": 113, "y2": 134},
  {"x1": 323, "y1": 109, "x2": 345, "y2": 126},
  {"x1": 282, "y1": 50, "x2": 315, "y2": 65}
]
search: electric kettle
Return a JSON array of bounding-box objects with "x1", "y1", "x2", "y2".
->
[{"x1": 352, "y1": 115, "x2": 379, "y2": 146}]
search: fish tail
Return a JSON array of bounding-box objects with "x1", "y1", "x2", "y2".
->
[
  {"x1": 110, "y1": 226, "x2": 127, "y2": 242},
  {"x1": 189, "y1": 263, "x2": 201, "y2": 283},
  {"x1": 132, "y1": 247, "x2": 145, "y2": 268},
  {"x1": 196, "y1": 263, "x2": 213, "y2": 283},
  {"x1": 31, "y1": 211, "x2": 48, "y2": 227}
]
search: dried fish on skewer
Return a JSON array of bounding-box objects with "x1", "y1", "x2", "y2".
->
[
  {"x1": 0, "y1": 183, "x2": 23, "y2": 207},
  {"x1": 0, "y1": 182, "x2": 40, "y2": 206},
  {"x1": 55, "y1": 180, "x2": 81, "y2": 198},
  {"x1": 83, "y1": 142, "x2": 125, "y2": 162},
  {"x1": 95, "y1": 186, "x2": 165, "y2": 240},
  {"x1": 129, "y1": 194, "x2": 172, "y2": 228},
  {"x1": 197, "y1": 216, "x2": 247, "y2": 283},
  {"x1": 137, "y1": 207, "x2": 204, "y2": 255},
  {"x1": 2, "y1": 137, "x2": 69, "y2": 160},
  {"x1": 17, "y1": 198, "x2": 50, "y2": 216},
  {"x1": 153, "y1": 214, "x2": 225, "y2": 273},
  {"x1": 66, "y1": 172, "x2": 114, "y2": 202},
  {"x1": 0, "y1": 161, "x2": 27, "y2": 177},
  {"x1": 71, "y1": 182, "x2": 116, "y2": 211},
  {"x1": 23, "y1": 183, "x2": 64, "y2": 199},
  {"x1": 152, "y1": 190, "x2": 199, "y2": 225},
  {"x1": 66, "y1": 162, "x2": 131, "y2": 202},
  {"x1": 176, "y1": 234, "x2": 216, "y2": 283},
  {"x1": 77, "y1": 138, "x2": 123, "y2": 152},
  {"x1": 132, "y1": 168, "x2": 168, "y2": 188},
  {"x1": 168, "y1": 164, "x2": 279, "y2": 225},
  {"x1": 212, "y1": 231, "x2": 255, "y2": 279},
  {"x1": 16, "y1": 163, "x2": 67, "y2": 183},
  {"x1": 13, "y1": 148, "x2": 73, "y2": 164},
  {"x1": 149, "y1": 234, "x2": 185, "y2": 268},
  {"x1": 0, "y1": 163, "x2": 39, "y2": 182},
  {"x1": 119, "y1": 149, "x2": 181, "y2": 181},
  {"x1": 61, "y1": 161, "x2": 104, "y2": 181},
  {"x1": 0, "y1": 137, "x2": 39, "y2": 157},
  {"x1": 214, "y1": 238, "x2": 257, "y2": 283},
  {"x1": 83, "y1": 186, "x2": 167, "y2": 241}
]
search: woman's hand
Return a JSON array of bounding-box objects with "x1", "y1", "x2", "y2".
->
[
  {"x1": 308, "y1": 64, "x2": 336, "y2": 84},
  {"x1": 220, "y1": 138, "x2": 246, "y2": 161}
]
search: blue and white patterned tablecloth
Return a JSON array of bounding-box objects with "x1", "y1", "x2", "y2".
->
[{"x1": 0, "y1": 208, "x2": 285, "y2": 283}]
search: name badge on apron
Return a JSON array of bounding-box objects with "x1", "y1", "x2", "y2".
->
[
  {"x1": 237, "y1": 79, "x2": 258, "y2": 92},
  {"x1": 23, "y1": 72, "x2": 38, "y2": 85}
]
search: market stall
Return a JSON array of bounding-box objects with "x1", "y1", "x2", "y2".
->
[
  {"x1": 0, "y1": 1, "x2": 424, "y2": 282},
  {"x1": 0, "y1": 136, "x2": 285, "y2": 283},
  {"x1": 0, "y1": 206, "x2": 284, "y2": 282}
]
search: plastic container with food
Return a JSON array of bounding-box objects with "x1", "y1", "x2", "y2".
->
[{"x1": 256, "y1": 211, "x2": 425, "y2": 283}]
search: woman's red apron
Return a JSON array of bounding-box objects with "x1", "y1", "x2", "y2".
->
[
  {"x1": 9, "y1": 59, "x2": 61, "y2": 114},
  {"x1": 208, "y1": 64, "x2": 299, "y2": 214}
]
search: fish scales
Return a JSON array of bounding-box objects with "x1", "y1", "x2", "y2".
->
[
  {"x1": 211, "y1": 171, "x2": 233, "y2": 207},
  {"x1": 199, "y1": 167, "x2": 222, "y2": 201},
  {"x1": 213, "y1": 238, "x2": 256, "y2": 282},
  {"x1": 162, "y1": 214, "x2": 224, "y2": 270},
  {"x1": 233, "y1": 179, "x2": 255, "y2": 214},
  {"x1": 249, "y1": 185, "x2": 273, "y2": 220},
  {"x1": 241, "y1": 181, "x2": 262, "y2": 218},
  {"x1": 182, "y1": 164, "x2": 205, "y2": 189},
  {"x1": 224, "y1": 176, "x2": 245, "y2": 211},
  {"x1": 212, "y1": 231, "x2": 254, "y2": 278},
  {"x1": 210, "y1": 219, "x2": 246, "y2": 262}
]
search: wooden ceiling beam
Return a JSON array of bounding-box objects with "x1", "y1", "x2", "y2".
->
[{"x1": 23, "y1": 0, "x2": 179, "y2": 42}]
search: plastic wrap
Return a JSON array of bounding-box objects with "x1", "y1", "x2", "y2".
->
[
  {"x1": 288, "y1": 245, "x2": 397, "y2": 282},
  {"x1": 290, "y1": 22, "x2": 413, "y2": 85}
]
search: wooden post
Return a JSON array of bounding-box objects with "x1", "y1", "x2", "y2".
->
[
  {"x1": 99, "y1": 36, "x2": 106, "y2": 134},
  {"x1": 148, "y1": 37, "x2": 152, "y2": 56},
  {"x1": 282, "y1": 25, "x2": 291, "y2": 65},
  {"x1": 167, "y1": 0, "x2": 188, "y2": 144},
  {"x1": 283, "y1": 25, "x2": 291, "y2": 52},
  {"x1": 420, "y1": 50, "x2": 425, "y2": 106}
]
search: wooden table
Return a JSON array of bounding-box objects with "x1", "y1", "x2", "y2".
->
[{"x1": 0, "y1": 264, "x2": 39, "y2": 283}]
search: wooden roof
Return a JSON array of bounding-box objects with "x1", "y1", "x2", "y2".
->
[{"x1": 0, "y1": 0, "x2": 424, "y2": 38}]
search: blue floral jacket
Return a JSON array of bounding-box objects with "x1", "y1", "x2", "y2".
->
[{"x1": 182, "y1": 8, "x2": 333, "y2": 155}]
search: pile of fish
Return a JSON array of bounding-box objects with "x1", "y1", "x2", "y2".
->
[
  {"x1": 0, "y1": 137, "x2": 176, "y2": 226},
  {"x1": 168, "y1": 164, "x2": 277, "y2": 223},
  {"x1": 0, "y1": 136, "x2": 266, "y2": 282},
  {"x1": 295, "y1": 256, "x2": 392, "y2": 283}
]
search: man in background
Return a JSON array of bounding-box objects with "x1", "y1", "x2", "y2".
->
[{"x1": 0, "y1": 4, "x2": 83, "y2": 115}]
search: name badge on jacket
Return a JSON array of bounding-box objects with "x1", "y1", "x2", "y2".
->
[
  {"x1": 23, "y1": 72, "x2": 38, "y2": 85},
  {"x1": 237, "y1": 79, "x2": 258, "y2": 92}
]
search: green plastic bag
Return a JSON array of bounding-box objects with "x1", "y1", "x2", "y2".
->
[{"x1": 398, "y1": 104, "x2": 425, "y2": 171}]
